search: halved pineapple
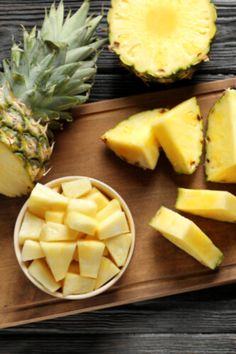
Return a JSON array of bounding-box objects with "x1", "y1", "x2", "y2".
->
[
  {"x1": 28, "y1": 259, "x2": 61, "y2": 293},
  {"x1": 108, "y1": 0, "x2": 216, "y2": 83},
  {"x1": 40, "y1": 222, "x2": 78, "y2": 242},
  {"x1": 149, "y1": 206, "x2": 223, "y2": 270},
  {"x1": 105, "y1": 233, "x2": 132, "y2": 267},
  {"x1": 62, "y1": 178, "x2": 92, "y2": 198},
  {"x1": 65, "y1": 211, "x2": 97, "y2": 236},
  {"x1": 97, "y1": 211, "x2": 130, "y2": 240},
  {"x1": 78, "y1": 240, "x2": 105, "y2": 278},
  {"x1": 101, "y1": 109, "x2": 167, "y2": 170},
  {"x1": 153, "y1": 97, "x2": 203, "y2": 174},
  {"x1": 206, "y1": 89, "x2": 236, "y2": 182},
  {"x1": 95, "y1": 257, "x2": 120, "y2": 289},
  {"x1": 19, "y1": 211, "x2": 44, "y2": 245},
  {"x1": 63, "y1": 273, "x2": 95, "y2": 296},
  {"x1": 176, "y1": 188, "x2": 236, "y2": 222},
  {"x1": 21, "y1": 240, "x2": 44, "y2": 261}
]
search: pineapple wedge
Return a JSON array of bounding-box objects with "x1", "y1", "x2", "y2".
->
[
  {"x1": 19, "y1": 211, "x2": 44, "y2": 245},
  {"x1": 78, "y1": 240, "x2": 105, "y2": 278},
  {"x1": 85, "y1": 187, "x2": 109, "y2": 211},
  {"x1": 68, "y1": 198, "x2": 97, "y2": 217},
  {"x1": 28, "y1": 183, "x2": 68, "y2": 218},
  {"x1": 63, "y1": 273, "x2": 95, "y2": 296},
  {"x1": 101, "y1": 109, "x2": 167, "y2": 170},
  {"x1": 105, "y1": 233, "x2": 132, "y2": 267},
  {"x1": 97, "y1": 199, "x2": 121, "y2": 221},
  {"x1": 28, "y1": 259, "x2": 61, "y2": 293},
  {"x1": 153, "y1": 97, "x2": 203, "y2": 174},
  {"x1": 206, "y1": 89, "x2": 236, "y2": 182},
  {"x1": 95, "y1": 257, "x2": 120, "y2": 289},
  {"x1": 45, "y1": 211, "x2": 64, "y2": 224},
  {"x1": 21, "y1": 240, "x2": 44, "y2": 261},
  {"x1": 40, "y1": 222, "x2": 78, "y2": 242},
  {"x1": 65, "y1": 211, "x2": 97, "y2": 236},
  {"x1": 97, "y1": 211, "x2": 130, "y2": 240},
  {"x1": 176, "y1": 188, "x2": 236, "y2": 222},
  {"x1": 149, "y1": 207, "x2": 223, "y2": 270},
  {"x1": 62, "y1": 178, "x2": 92, "y2": 198},
  {"x1": 40, "y1": 242, "x2": 76, "y2": 281}
]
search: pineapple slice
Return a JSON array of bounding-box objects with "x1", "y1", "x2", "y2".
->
[
  {"x1": 40, "y1": 222, "x2": 78, "y2": 242},
  {"x1": 68, "y1": 198, "x2": 97, "y2": 217},
  {"x1": 149, "y1": 207, "x2": 223, "y2": 270},
  {"x1": 21, "y1": 240, "x2": 44, "y2": 261},
  {"x1": 63, "y1": 273, "x2": 95, "y2": 296},
  {"x1": 28, "y1": 183, "x2": 68, "y2": 218},
  {"x1": 40, "y1": 242, "x2": 76, "y2": 281},
  {"x1": 95, "y1": 257, "x2": 120, "y2": 289},
  {"x1": 97, "y1": 211, "x2": 130, "y2": 240},
  {"x1": 78, "y1": 240, "x2": 105, "y2": 278},
  {"x1": 28, "y1": 259, "x2": 61, "y2": 293},
  {"x1": 153, "y1": 97, "x2": 203, "y2": 174},
  {"x1": 85, "y1": 187, "x2": 109, "y2": 211},
  {"x1": 206, "y1": 89, "x2": 236, "y2": 182},
  {"x1": 101, "y1": 109, "x2": 167, "y2": 170},
  {"x1": 68, "y1": 261, "x2": 80, "y2": 274},
  {"x1": 176, "y1": 188, "x2": 236, "y2": 222},
  {"x1": 105, "y1": 233, "x2": 132, "y2": 267},
  {"x1": 65, "y1": 211, "x2": 97, "y2": 236},
  {"x1": 97, "y1": 199, "x2": 121, "y2": 221},
  {"x1": 62, "y1": 178, "x2": 92, "y2": 198},
  {"x1": 45, "y1": 211, "x2": 64, "y2": 224},
  {"x1": 19, "y1": 211, "x2": 44, "y2": 245}
]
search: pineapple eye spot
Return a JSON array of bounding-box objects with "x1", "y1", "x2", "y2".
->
[{"x1": 145, "y1": 6, "x2": 178, "y2": 38}]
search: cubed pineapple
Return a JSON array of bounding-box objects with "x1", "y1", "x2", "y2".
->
[
  {"x1": 67, "y1": 198, "x2": 97, "y2": 217},
  {"x1": 96, "y1": 199, "x2": 121, "y2": 221},
  {"x1": 40, "y1": 222, "x2": 78, "y2": 242},
  {"x1": 28, "y1": 259, "x2": 61, "y2": 293},
  {"x1": 105, "y1": 233, "x2": 132, "y2": 267},
  {"x1": 63, "y1": 273, "x2": 95, "y2": 296},
  {"x1": 19, "y1": 211, "x2": 44, "y2": 245},
  {"x1": 40, "y1": 242, "x2": 76, "y2": 281},
  {"x1": 65, "y1": 211, "x2": 97, "y2": 236},
  {"x1": 78, "y1": 240, "x2": 105, "y2": 278},
  {"x1": 95, "y1": 257, "x2": 120, "y2": 289},
  {"x1": 149, "y1": 207, "x2": 223, "y2": 270},
  {"x1": 85, "y1": 187, "x2": 109, "y2": 211},
  {"x1": 21, "y1": 240, "x2": 44, "y2": 261},
  {"x1": 28, "y1": 183, "x2": 68, "y2": 218},
  {"x1": 45, "y1": 211, "x2": 64, "y2": 224},
  {"x1": 62, "y1": 178, "x2": 92, "y2": 198},
  {"x1": 97, "y1": 211, "x2": 130, "y2": 240},
  {"x1": 68, "y1": 261, "x2": 80, "y2": 274}
]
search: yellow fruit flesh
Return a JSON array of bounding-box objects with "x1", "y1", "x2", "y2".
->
[
  {"x1": 45, "y1": 211, "x2": 64, "y2": 224},
  {"x1": 85, "y1": 187, "x2": 109, "y2": 211},
  {"x1": 105, "y1": 233, "x2": 132, "y2": 267},
  {"x1": 176, "y1": 188, "x2": 236, "y2": 222},
  {"x1": 153, "y1": 97, "x2": 203, "y2": 174},
  {"x1": 21, "y1": 240, "x2": 44, "y2": 261},
  {"x1": 28, "y1": 259, "x2": 60, "y2": 293},
  {"x1": 95, "y1": 256, "x2": 120, "y2": 289},
  {"x1": 68, "y1": 198, "x2": 97, "y2": 217},
  {"x1": 97, "y1": 211, "x2": 130, "y2": 240},
  {"x1": 206, "y1": 89, "x2": 236, "y2": 182},
  {"x1": 63, "y1": 273, "x2": 95, "y2": 296},
  {"x1": 65, "y1": 211, "x2": 97, "y2": 236},
  {"x1": 62, "y1": 178, "x2": 92, "y2": 198},
  {"x1": 40, "y1": 222, "x2": 78, "y2": 242},
  {"x1": 78, "y1": 240, "x2": 105, "y2": 278},
  {"x1": 19, "y1": 211, "x2": 44, "y2": 245},
  {"x1": 96, "y1": 199, "x2": 121, "y2": 221},
  {"x1": 149, "y1": 207, "x2": 223, "y2": 270}
]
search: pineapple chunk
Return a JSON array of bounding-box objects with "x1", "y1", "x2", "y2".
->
[
  {"x1": 206, "y1": 89, "x2": 236, "y2": 182},
  {"x1": 176, "y1": 188, "x2": 236, "y2": 222},
  {"x1": 105, "y1": 233, "x2": 132, "y2": 267},
  {"x1": 78, "y1": 240, "x2": 105, "y2": 278},
  {"x1": 97, "y1": 199, "x2": 121, "y2": 221},
  {"x1": 40, "y1": 242, "x2": 76, "y2": 281},
  {"x1": 68, "y1": 198, "x2": 97, "y2": 217},
  {"x1": 21, "y1": 240, "x2": 44, "y2": 261},
  {"x1": 68, "y1": 261, "x2": 80, "y2": 274},
  {"x1": 40, "y1": 222, "x2": 78, "y2": 242},
  {"x1": 85, "y1": 187, "x2": 109, "y2": 211},
  {"x1": 101, "y1": 109, "x2": 167, "y2": 170},
  {"x1": 149, "y1": 207, "x2": 223, "y2": 270},
  {"x1": 45, "y1": 211, "x2": 64, "y2": 224},
  {"x1": 95, "y1": 257, "x2": 120, "y2": 289},
  {"x1": 97, "y1": 211, "x2": 130, "y2": 240},
  {"x1": 63, "y1": 273, "x2": 95, "y2": 296},
  {"x1": 153, "y1": 97, "x2": 203, "y2": 174},
  {"x1": 28, "y1": 183, "x2": 68, "y2": 218},
  {"x1": 28, "y1": 259, "x2": 61, "y2": 293},
  {"x1": 62, "y1": 178, "x2": 92, "y2": 198},
  {"x1": 65, "y1": 211, "x2": 97, "y2": 236},
  {"x1": 19, "y1": 211, "x2": 44, "y2": 245}
]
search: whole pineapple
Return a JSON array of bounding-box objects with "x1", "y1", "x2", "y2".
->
[{"x1": 0, "y1": 1, "x2": 105, "y2": 197}]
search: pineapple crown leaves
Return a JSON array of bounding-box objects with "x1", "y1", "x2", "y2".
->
[{"x1": 0, "y1": 0, "x2": 106, "y2": 130}]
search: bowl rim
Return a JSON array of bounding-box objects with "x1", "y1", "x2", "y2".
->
[{"x1": 14, "y1": 176, "x2": 136, "y2": 300}]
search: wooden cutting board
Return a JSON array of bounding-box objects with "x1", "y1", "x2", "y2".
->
[{"x1": 2, "y1": 78, "x2": 236, "y2": 329}]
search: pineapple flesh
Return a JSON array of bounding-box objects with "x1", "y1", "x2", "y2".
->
[
  {"x1": 108, "y1": 0, "x2": 216, "y2": 83},
  {"x1": 206, "y1": 89, "x2": 236, "y2": 182},
  {"x1": 153, "y1": 98, "x2": 203, "y2": 174},
  {"x1": 102, "y1": 109, "x2": 167, "y2": 170},
  {"x1": 0, "y1": 1, "x2": 105, "y2": 197}
]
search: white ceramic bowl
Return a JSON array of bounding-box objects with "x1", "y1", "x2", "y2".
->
[{"x1": 14, "y1": 176, "x2": 135, "y2": 300}]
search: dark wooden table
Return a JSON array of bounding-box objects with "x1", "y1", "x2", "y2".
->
[{"x1": 1, "y1": 1, "x2": 236, "y2": 353}]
